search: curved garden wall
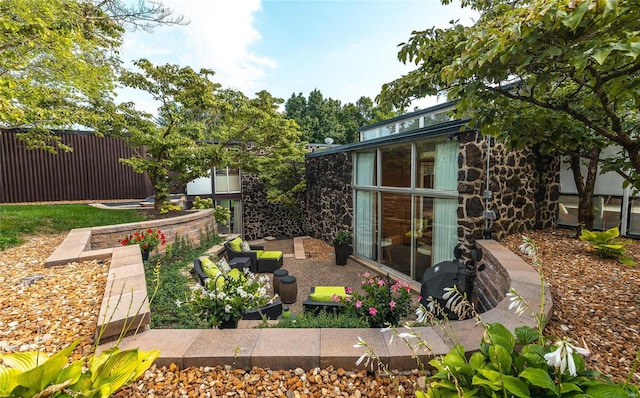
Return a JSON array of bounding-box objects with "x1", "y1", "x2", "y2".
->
[{"x1": 90, "y1": 209, "x2": 216, "y2": 254}]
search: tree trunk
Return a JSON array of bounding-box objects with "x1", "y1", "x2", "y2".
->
[{"x1": 568, "y1": 148, "x2": 600, "y2": 233}]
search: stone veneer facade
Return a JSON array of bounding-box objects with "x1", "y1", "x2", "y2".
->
[
  {"x1": 302, "y1": 132, "x2": 559, "y2": 250},
  {"x1": 241, "y1": 174, "x2": 306, "y2": 241},
  {"x1": 457, "y1": 131, "x2": 560, "y2": 254},
  {"x1": 303, "y1": 151, "x2": 353, "y2": 243}
]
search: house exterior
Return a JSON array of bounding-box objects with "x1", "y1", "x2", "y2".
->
[{"x1": 302, "y1": 104, "x2": 559, "y2": 284}]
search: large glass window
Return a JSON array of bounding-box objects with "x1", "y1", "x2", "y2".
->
[
  {"x1": 215, "y1": 167, "x2": 240, "y2": 194},
  {"x1": 381, "y1": 143, "x2": 411, "y2": 188},
  {"x1": 216, "y1": 199, "x2": 242, "y2": 235},
  {"x1": 353, "y1": 138, "x2": 459, "y2": 282}
]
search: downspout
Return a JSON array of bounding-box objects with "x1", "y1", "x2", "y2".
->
[{"x1": 483, "y1": 136, "x2": 496, "y2": 238}]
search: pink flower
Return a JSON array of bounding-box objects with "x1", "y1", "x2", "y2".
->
[
  {"x1": 355, "y1": 300, "x2": 362, "y2": 309},
  {"x1": 331, "y1": 294, "x2": 341, "y2": 302},
  {"x1": 418, "y1": 295, "x2": 423, "y2": 302},
  {"x1": 345, "y1": 286, "x2": 352, "y2": 294},
  {"x1": 363, "y1": 272, "x2": 370, "y2": 278},
  {"x1": 368, "y1": 307, "x2": 377, "y2": 316},
  {"x1": 389, "y1": 300, "x2": 396, "y2": 310},
  {"x1": 377, "y1": 279, "x2": 386, "y2": 287}
]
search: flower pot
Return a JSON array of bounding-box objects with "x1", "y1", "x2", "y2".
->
[
  {"x1": 141, "y1": 250, "x2": 150, "y2": 261},
  {"x1": 334, "y1": 243, "x2": 350, "y2": 265},
  {"x1": 216, "y1": 318, "x2": 239, "y2": 329},
  {"x1": 242, "y1": 301, "x2": 283, "y2": 320}
]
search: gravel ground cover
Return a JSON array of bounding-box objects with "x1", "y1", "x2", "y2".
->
[{"x1": 1, "y1": 228, "x2": 638, "y2": 397}]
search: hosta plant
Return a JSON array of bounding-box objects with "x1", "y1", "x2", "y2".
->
[
  {"x1": 579, "y1": 227, "x2": 635, "y2": 266},
  {"x1": 0, "y1": 339, "x2": 159, "y2": 397}
]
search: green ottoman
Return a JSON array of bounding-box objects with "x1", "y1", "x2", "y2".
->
[{"x1": 257, "y1": 250, "x2": 283, "y2": 273}]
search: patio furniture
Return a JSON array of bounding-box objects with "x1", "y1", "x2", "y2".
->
[
  {"x1": 229, "y1": 256, "x2": 252, "y2": 272},
  {"x1": 279, "y1": 275, "x2": 298, "y2": 304},
  {"x1": 224, "y1": 237, "x2": 283, "y2": 273},
  {"x1": 302, "y1": 286, "x2": 348, "y2": 314}
]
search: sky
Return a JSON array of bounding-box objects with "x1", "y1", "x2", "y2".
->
[{"x1": 118, "y1": 0, "x2": 478, "y2": 114}]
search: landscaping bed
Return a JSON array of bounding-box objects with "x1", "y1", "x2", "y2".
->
[{"x1": 1, "y1": 228, "x2": 638, "y2": 396}]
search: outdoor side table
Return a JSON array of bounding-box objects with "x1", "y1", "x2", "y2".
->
[
  {"x1": 279, "y1": 275, "x2": 298, "y2": 304},
  {"x1": 229, "y1": 256, "x2": 252, "y2": 272}
]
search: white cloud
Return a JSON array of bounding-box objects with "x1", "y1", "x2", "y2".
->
[
  {"x1": 120, "y1": 0, "x2": 275, "y2": 96},
  {"x1": 162, "y1": 0, "x2": 275, "y2": 94}
]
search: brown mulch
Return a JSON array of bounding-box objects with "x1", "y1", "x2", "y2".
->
[
  {"x1": 1, "y1": 228, "x2": 639, "y2": 396},
  {"x1": 501, "y1": 229, "x2": 640, "y2": 384}
]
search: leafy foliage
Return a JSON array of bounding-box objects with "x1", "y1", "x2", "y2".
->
[
  {"x1": 0, "y1": 0, "x2": 181, "y2": 153},
  {"x1": 191, "y1": 196, "x2": 213, "y2": 209},
  {"x1": 343, "y1": 273, "x2": 414, "y2": 327},
  {"x1": 0, "y1": 340, "x2": 159, "y2": 397},
  {"x1": 579, "y1": 227, "x2": 635, "y2": 265},
  {"x1": 380, "y1": 0, "x2": 640, "y2": 209},
  {"x1": 284, "y1": 90, "x2": 396, "y2": 144},
  {"x1": 273, "y1": 310, "x2": 369, "y2": 329}
]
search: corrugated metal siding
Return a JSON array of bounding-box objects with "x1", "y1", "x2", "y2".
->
[{"x1": 0, "y1": 130, "x2": 154, "y2": 203}]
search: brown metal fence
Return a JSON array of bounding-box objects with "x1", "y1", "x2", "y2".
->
[{"x1": 0, "y1": 129, "x2": 154, "y2": 203}]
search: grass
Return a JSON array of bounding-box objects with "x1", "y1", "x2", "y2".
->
[
  {"x1": 146, "y1": 233, "x2": 223, "y2": 329},
  {"x1": 0, "y1": 204, "x2": 149, "y2": 250}
]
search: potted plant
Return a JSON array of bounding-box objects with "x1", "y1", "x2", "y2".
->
[
  {"x1": 119, "y1": 228, "x2": 166, "y2": 260},
  {"x1": 333, "y1": 229, "x2": 352, "y2": 266},
  {"x1": 186, "y1": 268, "x2": 280, "y2": 328}
]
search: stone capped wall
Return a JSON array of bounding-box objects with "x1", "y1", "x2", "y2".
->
[
  {"x1": 242, "y1": 174, "x2": 305, "y2": 240},
  {"x1": 304, "y1": 152, "x2": 353, "y2": 243},
  {"x1": 457, "y1": 131, "x2": 559, "y2": 254},
  {"x1": 90, "y1": 209, "x2": 216, "y2": 254}
]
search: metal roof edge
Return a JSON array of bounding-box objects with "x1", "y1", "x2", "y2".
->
[{"x1": 307, "y1": 118, "x2": 473, "y2": 158}]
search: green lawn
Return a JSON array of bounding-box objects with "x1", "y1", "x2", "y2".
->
[{"x1": 0, "y1": 204, "x2": 149, "y2": 250}]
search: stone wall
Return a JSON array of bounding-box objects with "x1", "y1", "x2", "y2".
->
[
  {"x1": 304, "y1": 151, "x2": 353, "y2": 243},
  {"x1": 241, "y1": 174, "x2": 305, "y2": 241},
  {"x1": 90, "y1": 209, "x2": 216, "y2": 254},
  {"x1": 457, "y1": 131, "x2": 559, "y2": 254}
]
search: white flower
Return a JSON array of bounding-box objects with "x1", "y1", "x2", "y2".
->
[
  {"x1": 544, "y1": 339, "x2": 590, "y2": 376},
  {"x1": 416, "y1": 305, "x2": 428, "y2": 324},
  {"x1": 518, "y1": 236, "x2": 537, "y2": 258},
  {"x1": 175, "y1": 299, "x2": 182, "y2": 308},
  {"x1": 506, "y1": 289, "x2": 526, "y2": 316}
]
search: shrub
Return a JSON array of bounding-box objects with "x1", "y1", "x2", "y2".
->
[
  {"x1": 353, "y1": 237, "x2": 640, "y2": 397},
  {"x1": 192, "y1": 196, "x2": 214, "y2": 209},
  {"x1": 579, "y1": 227, "x2": 635, "y2": 265},
  {"x1": 274, "y1": 310, "x2": 369, "y2": 328},
  {"x1": 342, "y1": 273, "x2": 414, "y2": 327}
]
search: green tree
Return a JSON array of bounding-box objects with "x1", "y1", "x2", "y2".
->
[
  {"x1": 285, "y1": 91, "x2": 395, "y2": 144},
  {"x1": 105, "y1": 59, "x2": 302, "y2": 212},
  {"x1": 0, "y1": 0, "x2": 182, "y2": 153},
  {"x1": 379, "y1": 0, "x2": 640, "y2": 228}
]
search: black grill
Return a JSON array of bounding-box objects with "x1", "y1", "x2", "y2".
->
[{"x1": 419, "y1": 247, "x2": 483, "y2": 320}]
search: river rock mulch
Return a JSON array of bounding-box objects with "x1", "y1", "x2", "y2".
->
[{"x1": 0, "y1": 228, "x2": 638, "y2": 397}]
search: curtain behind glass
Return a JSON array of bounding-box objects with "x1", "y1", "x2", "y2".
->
[
  {"x1": 355, "y1": 153, "x2": 375, "y2": 258},
  {"x1": 433, "y1": 141, "x2": 459, "y2": 263}
]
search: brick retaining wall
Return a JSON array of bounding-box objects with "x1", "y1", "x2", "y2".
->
[{"x1": 90, "y1": 209, "x2": 216, "y2": 254}]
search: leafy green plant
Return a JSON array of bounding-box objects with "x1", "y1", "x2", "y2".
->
[
  {"x1": 342, "y1": 272, "x2": 414, "y2": 327},
  {"x1": 119, "y1": 229, "x2": 166, "y2": 252},
  {"x1": 159, "y1": 201, "x2": 182, "y2": 214},
  {"x1": 191, "y1": 196, "x2": 214, "y2": 209},
  {"x1": 0, "y1": 340, "x2": 159, "y2": 398},
  {"x1": 144, "y1": 233, "x2": 223, "y2": 329},
  {"x1": 273, "y1": 310, "x2": 369, "y2": 328},
  {"x1": 213, "y1": 205, "x2": 231, "y2": 226},
  {"x1": 354, "y1": 236, "x2": 640, "y2": 397},
  {"x1": 185, "y1": 267, "x2": 276, "y2": 328},
  {"x1": 579, "y1": 227, "x2": 635, "y2": 265},
  {"x1": 333, "y1": 229, "x2": 352, "y2": 245}
]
